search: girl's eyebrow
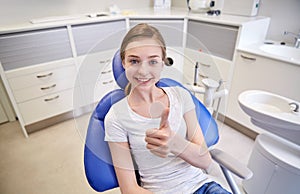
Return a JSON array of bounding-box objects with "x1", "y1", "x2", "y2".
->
[
  {"x1": 127, "y1": 55, "x2": 160, "y2": 59},
  {"x1": 127, "y1": 55, "x2": 140, "y2": 58},
  {"x1": 148, "y1": 55, "x2": 160, "y2": 59}
]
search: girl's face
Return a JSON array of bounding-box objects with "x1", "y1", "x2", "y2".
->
[{"x1": 123, "y1": 38, "x2": 164, "y2": 91}]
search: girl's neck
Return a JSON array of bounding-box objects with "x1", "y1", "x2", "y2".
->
[
  {"x1": 127, "y1": 86, "x2": 169, "y2": 118},
  {"x1": 128, "y1": 86, "x2": 164, "y2": 105}
]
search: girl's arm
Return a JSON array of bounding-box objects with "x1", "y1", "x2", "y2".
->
[{"x1": 108, "y1": 142, "x2": 153, "y2": 194}]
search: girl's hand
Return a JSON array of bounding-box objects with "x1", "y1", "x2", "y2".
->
[{"x1": 145, "y1": 108, "x2": 174, "y2": 158}]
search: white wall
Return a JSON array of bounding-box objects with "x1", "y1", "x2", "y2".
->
[
  {"x1": 0, "y1": 0, "x2": 299, "y2": 44},
  {"x1": 257, "y1": 0, "x2": 300, "y2": 44},
  {"x1": 0, "y1": 0, "x2": 150, "y2": 26}
]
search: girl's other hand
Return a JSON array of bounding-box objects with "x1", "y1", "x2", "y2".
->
[{"x1": 145, "y1": 108, "x2": 174, "y2": 158}]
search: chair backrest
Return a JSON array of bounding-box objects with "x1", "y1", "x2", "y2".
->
[{"x1": 84, "y1": 50, "x2": 219, "y2": 192}]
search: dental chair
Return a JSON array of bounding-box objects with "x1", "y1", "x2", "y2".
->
[{"x1": 84, "y1": 50, "x2": 252, "y2": 194}]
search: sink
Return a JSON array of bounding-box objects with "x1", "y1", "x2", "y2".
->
[
  {"x1": 260, "y1": 44, "x2": 300, "y2": 61},
  {"x1": 238, "y1": 90, "x2": 300, "y2": 132}
]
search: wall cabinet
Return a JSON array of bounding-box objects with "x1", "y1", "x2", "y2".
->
[{"x1": 227, "y1": 50, "x2": 300, "y2": 137}]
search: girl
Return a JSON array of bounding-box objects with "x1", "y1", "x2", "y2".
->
[{"x1": 105, "y1": 23, "x2": 231, "y2": 194}]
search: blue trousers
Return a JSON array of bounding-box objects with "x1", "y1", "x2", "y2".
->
[{"x1": 193, "y1": 181, "x2": 232, "y2": 194}]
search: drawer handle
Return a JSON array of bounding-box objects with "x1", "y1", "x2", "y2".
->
[
  {"x1": 99, "y1": 59, "x2": 111, "y2": 64},
  {"x1": 241, "y1": 54, "x2": 256, "y2": 61},
  {"x1": 199, "y1": 73, "x2": 208, "y2": 78},
  {"x1": 37, "y1": 72, "x2": 53, "y2": 78},
  {"x1": 44, "y1": 95, "x2": 59, "y2": 102},
  {"x1": 101, "y1": 69, "x2": 112, "y2": 74},
  {"x1": 41, "y1": 84, "x2": 57, "y2": 90},
  {"x1": 103, "y1": 80, "x2": 114, "y2": 84},
  {"x1": 199, "y1": 63, "x2": 211, "y2": 67}
]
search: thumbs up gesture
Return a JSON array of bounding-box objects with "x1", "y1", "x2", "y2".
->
[{"x1": 145, "y1": 108, "x2": 174, "y2": 158}]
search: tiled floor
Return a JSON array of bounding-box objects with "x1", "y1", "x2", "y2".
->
[{"x1": 0, "y1": 114, "x2": 254, "y2": 194}]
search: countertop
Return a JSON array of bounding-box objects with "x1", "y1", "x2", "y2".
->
[
  {"x1": 0, "y1": 8, "x2": 269, "y2": 34},
  {"x1": 237, "y1": 42, "x2": 300, "y2": 66}
]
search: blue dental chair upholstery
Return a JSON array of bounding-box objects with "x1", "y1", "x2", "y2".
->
[{"x1": 84, "y1": 51, "x2": 252, "y2": 194}]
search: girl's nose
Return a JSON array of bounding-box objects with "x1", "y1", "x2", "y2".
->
[{"x1": 137, "y1": 62, "x2": 149, "y2": 75}]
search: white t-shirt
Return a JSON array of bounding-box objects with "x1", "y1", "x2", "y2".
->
[{"x1": 105, "y1": 86, "x2": 210, "y2": 194}]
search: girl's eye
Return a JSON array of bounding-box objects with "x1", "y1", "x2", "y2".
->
[
  {"x1": 129, "y1": 59, "x2": 140, "y2": 65},
  {"x1": 149, "y1": 60, "x2": 158, "y2": 65}
]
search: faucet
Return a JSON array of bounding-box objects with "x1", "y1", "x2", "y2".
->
[
  {"x1": 289, "y1": 102, "x2": 299, "y2": 113},
  {"x1": 283, "y1": 31, "x2": 300, "y2": 48}
]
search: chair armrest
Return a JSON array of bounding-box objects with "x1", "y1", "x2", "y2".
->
[{"x1": 210, "y1": 148, "x2": 253, "y2": 180}]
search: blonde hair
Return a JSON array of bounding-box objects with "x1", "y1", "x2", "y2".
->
[{"x1": 120, "y1": 23, "x2": 167, "y2": 95}]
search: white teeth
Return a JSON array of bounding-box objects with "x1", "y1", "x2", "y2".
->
[{"x1": 137, "y1": 77, "x2": 150, "y2": 82}]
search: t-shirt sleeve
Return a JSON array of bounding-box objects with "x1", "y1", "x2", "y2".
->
[
  {"x1": 178, "y1": 86, "x2": 195, "y2": 114},
  {"x1": 104, "y1": 108, "x2": 128, "y2": 142}
]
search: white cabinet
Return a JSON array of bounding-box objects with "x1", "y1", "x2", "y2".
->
[
  {"x1": 183, "y1": 17, "x2": 270, "y2": 86},
  {"x1": 227, "y1": 50, "x2": 300, "y2": 135},
  {"x1": 183, "y1": 20, "x2": 239, "y2": 115},
  {"x1": 4, "y1": 59, "x2": 77, "y2": 133},
  {"x1": 72, "y1": 19, "x2": 126, "y2": 108},
  {"x1": 0, "y1": 27, "x2": 75, "y2": 136},
  {"x1": 183, "y1": 19, "x2": 239, "y2": 90}
]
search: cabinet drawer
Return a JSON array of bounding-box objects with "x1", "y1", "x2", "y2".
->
[
  {"x1": 78, "y1": 63, "x2": 113, "y2": 85},
  {"x1": 12, "y1": 76, "x2": 76, "y2": 103},
  {"x1": 80, "y1": 75, "x2": 116, "y2": 106},
  {"x1": 18, "y1": 89, "x2": 74, "y2": 125},
  {"x1": 94, "y1": 78, "x2": 117, "y2": 103},
  {"x1": 0, "y1": 27, "x2": 73, "y2": 71},
  {"x1": 72, "y1": 20, "x2": 126, "y2": 56},
  {"x1": 8, "y1": 65, "x2": 77, "y2": 90},
  {"x1": 77, "y1": 54, "x2": 112, "y2": 73},
  {"x1": 187, "y1": 20, "x2": 238, "y2": 61},
  {"x1": 130, "y1": 19, "x2": 184, "y2": 47}
]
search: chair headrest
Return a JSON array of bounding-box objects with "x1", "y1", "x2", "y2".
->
[{"x1": 112, "y1": 50, "x2": 128, "y2": 90}]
